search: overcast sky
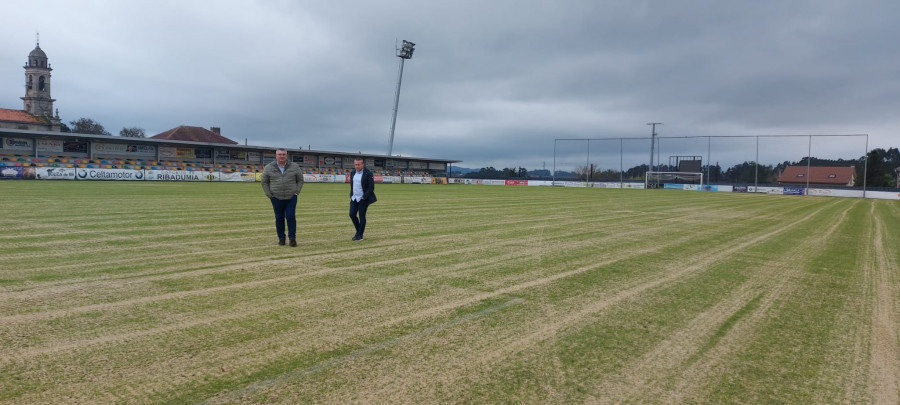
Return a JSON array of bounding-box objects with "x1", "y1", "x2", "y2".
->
[{"x1": 2, "y1": 0, "x2": 898, "y2": 170}]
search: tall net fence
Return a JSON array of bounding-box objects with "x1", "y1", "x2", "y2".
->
[{"x1": 553, "y1": 134, "x2": 870, "y2": 190}]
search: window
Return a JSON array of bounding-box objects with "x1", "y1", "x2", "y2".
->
[
  {"x1": 39, "y1": 76, "x2": 45, "y2": 91},
  {"x1": 796, "y1": 173, "x2": 804, "y2": 178}
]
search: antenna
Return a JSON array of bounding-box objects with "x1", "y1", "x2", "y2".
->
[{"x1": 36, "y1": 31, "x2": 40, "y2": 46}]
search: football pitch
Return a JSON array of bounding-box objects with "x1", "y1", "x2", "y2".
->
[{"x1": 1, "y1": 181, "x2": 898, "y2": 404}]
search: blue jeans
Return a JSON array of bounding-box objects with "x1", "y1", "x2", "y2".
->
[
  {"x1": 349, "y1": 199, "x2": 369, "y2": 238},
  {"x1": 270, "y1": 195, "x2": 297, "y2": 240}
]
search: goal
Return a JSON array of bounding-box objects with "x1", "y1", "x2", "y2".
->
[{"x1": 645, "y1": 171, "x2": 703, "y2": 189}]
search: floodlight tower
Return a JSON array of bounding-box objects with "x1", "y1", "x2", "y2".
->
[
  {"x1": 387, "y1": 40, "x2": 416, "y2": 156},
  {"x1": 647, "y1": 122, "x2": 662, "y2": 172}
]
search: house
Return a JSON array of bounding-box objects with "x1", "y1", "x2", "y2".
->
[
  {"x1": 777, "y1": 166, "x2": 855, "y2": 187},
  {"x1": 151, "y1": 126, "x2": 238, "y2": 144}
]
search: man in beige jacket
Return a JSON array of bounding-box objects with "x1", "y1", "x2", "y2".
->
[{"x1": 261, "y1": 148, "x2": 304, "y2": 246}]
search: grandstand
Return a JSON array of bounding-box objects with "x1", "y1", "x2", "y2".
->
[{"x1": 0, "y1": 127, "x2": 458, "y2": 180}]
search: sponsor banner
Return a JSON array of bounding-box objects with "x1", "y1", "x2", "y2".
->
[
  {"x1": 394, "y1": 160, "x2": 408, "y2": 169},
  {"x1": 92, "y1": 142, "x2": 155, "y2": 155},
  {"x1": 175, "y1": 147, "x2": 195, "y2": 158},
  {"x1": 590, "y1": 182, "x2": 633, "y2": 188},
  {"x1": 299, "y1": 155, "x2": 316, "y2": 166},
  {"x1": 215, "y1": 149, "x2": 231, "y2": 160},
  {"x1": 247, "y1": 151, "x2": 260, "y2": 162},
  {"x1": 381, "y1": 176, "x2": 401, "y2": 184},
  {"x1": 752, "y1": 187, "x2": 784, "y2": 194},
  {"x1": 1, "y1": 166, "x2": 29, "y2": 179},
  {"x1": 342, "y1": 157, "x2": 355, "y2": 167},
  {"x1": 428, "y1": 162, "x2": 445, "y2": 170},
  {"x1": 432, "y1": 177, "x2": 447, "y2": 184},
  {"x1": 2, "y1": 137, "x2": 34, "y2": 151},
  {"x1": 865, "y1": 191, "x2": 900, "y2": 200},
  {"x1": 783, "y1": 187, "x2": 805, "y2": 195},
  {"x1": 145, "y1": 170, "x2": 217, "y2": 181},
  {"x1": 219, "y1": 172, "x2": 257, "y2": 182},
  {"x1": 304, "y1": 174, "x2": 343, "y2": 183},
  {"x1": 663, "y1": 183, "x2": 683, "y2": 189},
  {"x1": 505, "y1": 180, "x2": 528, "y2": 186},
  {"x1": 402, "y1": 176, "x2": 433, "y2": 184},
  {"x1": 63, "y1": 141, "x2": 88, "y2": 153},
  {"x1": 196, "y1": 149, "x2": 212, "y2": 159},
  {"x1": 35, "y1": 167, "x2": 76, "y2": 180},
  {"x1": 700, "y1": 185, "x2": 720, "y2": 192},
  {"x1": 36, "y1": 139, "x2": 64, "y2": 153},
  {"x1": 319, "y1": 156, "x2": 342, "y2": 167},
  {"x1": 483, "y1": 179, "x2": 506, "y2": 186},
  {"x1": 808, "y1": 188, "x2": 864, "y2": 198},
  {"x1": 408, "y1": 161, "x2": 426, "y2": 169},
  {"x1": 93, "y1": 142, "x2": 127, "y2": 154},
  {"x1": 733, "y1": 186, "x2": 749, "y2": 193},
  {"x1": 76, "y1": 168, "x2": 145, "y2": 181},
  {"x1": 159, "y1": 146, "x2": 177, "y2": 158},
  {"x1": 230, "y1": 150, "x2": 247, "y2": 160},
  {"x1": 528, "y1": 180, "x2": 554, "y2": 186}
]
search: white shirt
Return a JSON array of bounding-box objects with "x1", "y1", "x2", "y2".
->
[{"x1": 351, "y1": 171, "x2": 364, "y2": 202}]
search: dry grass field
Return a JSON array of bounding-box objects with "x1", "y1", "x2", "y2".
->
[{"x1": 1, "y1": 181, "x2": 898, "y2": 404}]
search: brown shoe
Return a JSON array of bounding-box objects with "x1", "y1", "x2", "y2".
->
[
  {"x1": 278, "y1": 239, "x2": 286, "y2": 246},
  {"x1": 289, "y1": 239, "x2": 297, "y2": 247}
]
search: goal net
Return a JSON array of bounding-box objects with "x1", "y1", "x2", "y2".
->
[{"x1": 645, "y1": 171, "x2": 703, "y2": 189}]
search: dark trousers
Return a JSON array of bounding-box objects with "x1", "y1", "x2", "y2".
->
[
  {"x1": 349, "y1": 199, "x2": 369, "y2": 237},
  {"x1": 270, "y1": 195, "x2": 297, "y2": 240}
]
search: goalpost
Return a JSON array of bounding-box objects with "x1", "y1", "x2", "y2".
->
[{"x1": 645, "y1": 171, "x2": 704, "y2": 189}]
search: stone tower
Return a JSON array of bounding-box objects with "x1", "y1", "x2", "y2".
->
[{"x1": 22, "y1": 39, "x2": 57, "y2": 119}]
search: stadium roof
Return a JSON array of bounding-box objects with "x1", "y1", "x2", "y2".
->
[
  {"x1": 778, "y1": 166, "x2": 856, "y2": 186},
  {"x1": 151, "y1": 126, "x2": 238, "y2": 144}
]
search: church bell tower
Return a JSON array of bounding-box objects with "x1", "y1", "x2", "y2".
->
[{"x1": 22, "y1": 36, "x2": 57, "y2": 119}]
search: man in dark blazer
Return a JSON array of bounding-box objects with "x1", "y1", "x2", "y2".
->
[{"x1": 349, "y1": 157, "x2": 377, "y2": 241}]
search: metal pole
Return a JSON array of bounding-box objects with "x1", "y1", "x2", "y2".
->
[
  {"x1": 387, "y1": 57, "x2": 406, "y2": 156},
  {"x1": 620, "y1": 138, "x2": 624, "y2": 188},
  {"x1": 755, "y1": 135, "x2": 759, "y2": 190},
  {"x1": 552, "y1": 139, "x2": 557, "y2": 184},
  {"x1": 806, "y1": 135, "x2": 811, "y2": 193},
  {"x1": 586, "y1": 139, "x2": 590, "y2": 183},
  {"x1": 707, "y1": 136, "x2": 711, "y2": 187},
  {"x1": 863, "y1": 135, "x2": 868, "y2": 198},
  {"x1": 647, "y1": 123, "x2": 661, "y2": 176}
]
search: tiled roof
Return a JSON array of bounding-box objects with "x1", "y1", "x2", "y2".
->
[
  {"x1": 778, "y1": 166, "x2": 856, "y2": 185},
  {"x1": 151, "y1": 126, "x2": 238, "y2": 144},
  {"x1": 0, "y1": 108, "x2": 41, "y2": 123}
]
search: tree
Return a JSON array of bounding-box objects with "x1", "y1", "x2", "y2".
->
[
  {"x1": 120, "y1": 127, "x2": 146, "y2": 138},
  {"x1": 69, "y1": 118, "x2": 111, "y2": 135},
  {"x1": 865, "y1": 149, "x2": 892, "y2": 187}
]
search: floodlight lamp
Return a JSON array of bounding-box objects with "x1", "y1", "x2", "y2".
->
[{"x1": 398, "y1": 40, "x2": 415, "y2": 59}]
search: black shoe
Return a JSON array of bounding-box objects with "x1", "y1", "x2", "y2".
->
[
  {"x1": 278, "y1": 239, "x2": 286, "y2": 246},
  {"x1": 289, "y1": 239, "x2": 297, "y2": 247},
  {"x1": 351, "y1": 235, "x2": 361, "y2": 241}
]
